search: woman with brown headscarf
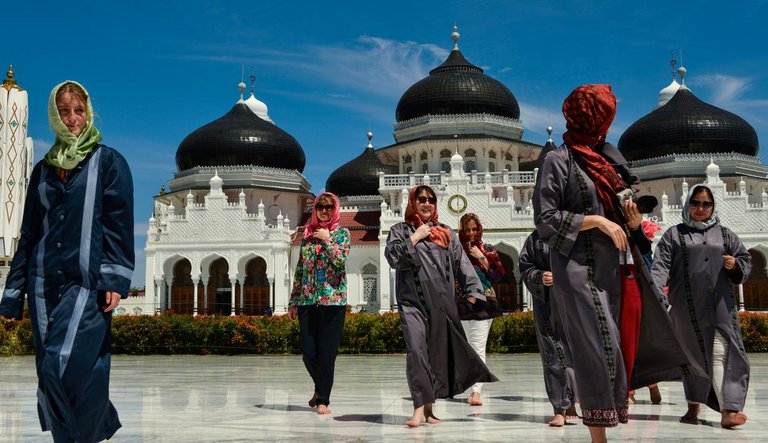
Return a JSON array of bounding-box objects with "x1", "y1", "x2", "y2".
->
[{"x1": 385, "y1": 185, "x2": 497, "y2": 427}]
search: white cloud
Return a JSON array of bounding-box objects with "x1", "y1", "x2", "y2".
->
[{"x1": 695, "y1": 74, "x2": 768, "y2": 124}]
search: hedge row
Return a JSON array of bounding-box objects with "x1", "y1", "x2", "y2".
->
[{"x1": 2, "y1": 311, "x2": 768, "y2": 356}]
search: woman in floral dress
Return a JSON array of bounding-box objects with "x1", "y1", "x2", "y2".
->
[{"x1": 289, "y1": 192, "x2": 350, "y2": 414}]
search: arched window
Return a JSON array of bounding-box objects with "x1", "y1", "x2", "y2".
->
[
  {"x1": 505, "y1": 163, "x2": 512, "y2": 171},
  {"x1": 489, "y1": 150, "x2": 497, "y2": 158},
  {"x1": 420, "y1": 151, "x2": 428, "y2": 160},
  {"x1": 440, "y1": 149, "x2": 452, "y2": 158},
  {"x1": 441, "y1": 161, "x2": 451, "y2": 172},
  {"x1": 422, "y1": 163, "x2": 429, "y2": 174},
  {"x1": 505, "y1": 152, "x2": 514, "y2": 161},
  {"x1": 362, "y1": 263, "x2": 378, "y2": 303},
  {"x1": 465, "y1": 148, "x2": 477, "y2": 157},
  {"x1": 489, "y1": 162, "x2": 496, "y2": 172},
  {"x1": 406, "y1": 166, "x2": 413, "y2": 174},
  {"x1": 403, "y1": 154, "x2": 412, "y2": 163},
  {"x1": 464, "y1": 160, "x2": 476, "y2": 173}
]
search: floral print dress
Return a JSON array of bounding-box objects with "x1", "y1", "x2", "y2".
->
[{"x1": 290, "y1": 227, "x2": 350, "y2": 306}]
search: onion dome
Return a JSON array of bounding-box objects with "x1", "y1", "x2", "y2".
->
[
  {"x1": 395, "y1": 26, "x2": 520, "y2": 122},
  {"x1": 325, "y1": 132, "x2": 398, "y2": 197},
  {"x1": 618, "y1": 67, "x2": 759, "y2": 161},
  {"x1": 176, "y1": 82, "x2": 305, "y2": 172},
  {"x1": 519, "y1": 127, "x2": 556, "y2": 171}
]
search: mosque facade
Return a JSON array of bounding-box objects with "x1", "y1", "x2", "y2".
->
[{"x1": 123, "y1": 29, "x2": 768, "y2": 316}]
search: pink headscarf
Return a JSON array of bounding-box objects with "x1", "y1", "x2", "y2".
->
[{"x1": 303, "y1": 192, "x2": 341, "y2": 240}]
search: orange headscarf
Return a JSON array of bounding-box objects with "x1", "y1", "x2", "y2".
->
[
  {"x1": 404, "y1": 185, "x2": 451, "y2": 249},
  {"x1": 562, "y1": 84, "x2": 626, "y2": 223}
]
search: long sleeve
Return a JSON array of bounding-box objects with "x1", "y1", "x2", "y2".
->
[
  {"x1": 0, "y1": 164, "x2": 44, "y2": 319},
  {"x1": 651, "y1": 227, "x2": 676, "y2": 297},
  {"x1": 534, "y1": 150, "x2": 585, "y2": 257},
  {"x1": 519, "y1": 233, "x2": 546, "y2": 302},
  {"x1": 289, "y1": 245, "x2": 305, "y2": 305},
  {"x1": 723, "y1": 227, "x2": 751, "y2": 285},
  {"x1": 96, "y1": 150, "x2": 135, "y2": 298},
  {"x1": 450, "y1": 231, "x2": 485, "y2": 301},
  {"x1": 384, "y1": 223, "x2": 422, "y2": 270},
  {"x1": 324, "y1": 227, "x2": 350, "y2": 270}
]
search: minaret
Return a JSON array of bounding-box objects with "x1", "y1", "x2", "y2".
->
[{"x1": 0, "y1": 66, "x2": 34, "y2": 284}]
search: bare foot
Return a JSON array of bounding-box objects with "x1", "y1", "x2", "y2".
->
[
  {"x1": 316, "y1": 404, "x2": 331, "y2": 415},
  {"x1": 406, "y1": 406, "x2": 426, "y2": 427},
  {"x1": 468, "y1": 392, "x2": 482, "y2": 406},
  {"x1": 679, "y1": 403, "x2": 700, "y2": 425},
  {"x1": 548, "y1": 413, "x2": 565, "y2": 427},
  {"x1": 425, "y1": 404, "x2": 441, "y2": 424},
  {"x1": 721, "y1": 410, "x2": 747, "y2": 429},
  {"x1": 565, "y1": 405, "x2": 579, "y2": 422},
  {"x1": 649, "y1": 385, "x2": 662, "y2": 405},
  {"x1": 627, "y1": 392, "x2": 636, "y2": 404},
  {"x1": 588, "y1": 426, "x2": 607, "y2": 443},
  {"x1": 308, "y1": 392, "x2": 318, "y2": 407}
]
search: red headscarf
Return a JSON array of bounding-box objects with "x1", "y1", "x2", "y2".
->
[
  {"x1": 404, "y1": 185, "x2": 451, "y2": 249},
  {"x1": 458, "y1": 213, "x2": 506, "y2": 277},
  {"x1": 562, "y1": 84, "x2": 626, "y2": 223},
  {"x1": 303, "y1": 192, "x2": 341, "y2": 240}
]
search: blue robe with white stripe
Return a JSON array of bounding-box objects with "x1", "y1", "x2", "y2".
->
[{"x1": 0, "y1": 145, "x2": 134, "y2": 443}]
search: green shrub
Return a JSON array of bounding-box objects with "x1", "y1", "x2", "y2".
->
[{"x1": 2, "y1": 311, "x2": 768, "y2": 356}]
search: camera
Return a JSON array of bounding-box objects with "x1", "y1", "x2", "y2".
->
[{"x1": 616, "y1": 189, "x2": 658, "y2": 214}]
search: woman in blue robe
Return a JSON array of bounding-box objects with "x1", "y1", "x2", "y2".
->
[{"x1": 0, "y1": 80, "x2": 134, "y2": 443}]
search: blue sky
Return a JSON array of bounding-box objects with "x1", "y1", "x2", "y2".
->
[{"x1": 5, "y1": 0, "x2": 768, "y2": 287}]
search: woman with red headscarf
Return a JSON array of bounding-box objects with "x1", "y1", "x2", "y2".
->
[
  {"x1": 533, "y1": 84, "x2": 682, "y2": 442},
  {"x1": 456, "y1": 213, "x2": 505, "y2": 406},
  {"x1": 385, "y1": 185, "x2": 497, "y2": 427},
  {"x1": 289, "y1": 192, "x2": 350, "y2": 415}
]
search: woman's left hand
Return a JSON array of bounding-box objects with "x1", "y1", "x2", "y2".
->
[
  {"x1": 103, "y1": 291, "x2": 121, "y2": 313},
  {"x1": 468, "y1": 246, "x2": 484, "y2": 260},
  {"x1": 623, "y1": 199, "x2": 642, "y2": 231},
  {"x1": 723, "y1": 255, "x2": 736, "y2": 270},
  {"x1": 313, "y1": 228, "x2": 331, "y2": 242},
  {"x1": 466, "y1": 296, "x2": 476, "y2": 305}
]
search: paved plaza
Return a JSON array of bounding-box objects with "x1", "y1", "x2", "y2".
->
[{"x1": 1, "y1": 353, "x2": 766, "y2": 442}]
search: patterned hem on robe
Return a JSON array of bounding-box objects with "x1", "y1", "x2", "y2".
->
[{"x1": 581, "y1": 406, "x2": 628, "y2": 427}]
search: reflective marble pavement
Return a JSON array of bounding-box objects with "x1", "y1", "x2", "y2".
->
[{"x1": 2, "y1": 353, "x2": 766, "y2": 442}]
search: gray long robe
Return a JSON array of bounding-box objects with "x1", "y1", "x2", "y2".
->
[
  {"x1": 651, "y1": 223, "x2": 751, "y2": 411},
  {"x1": 519, "y1": 230, "x2": 576, "y2": 412},
  {"x1": 534, "y1": 145, "x2": 628, "y2": 421},
  {"x1": 385, "y1": 222, "x2": 498, "y2": 408}
]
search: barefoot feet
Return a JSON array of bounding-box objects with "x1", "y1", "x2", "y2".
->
[
  {"x1": 721, "y1": 410, "x2": 747, "y2": 429},
  {"x1": 649, "y1": 384, "x2": 662, "y2": 405},
  {"x1": 565, "y1": 405, "x2": 579, "y2": 423},
  {"x1": 406, "y1": 404, "x2": 441, "y2": 427},
  {"x1": 679, "y1": 403, "x2": 700, "y2": 425},
  {"x1": 308, "y1": 392, "x2": 318, "y2": 408},
  {"x1": 548, "y1": 412, "x2": 566, "y2": 427},
  {"x1": 316, "y1": 404, "x2": 331, "y2": 415},
  {"x1": 468, "y1": 392, "x2": 482, "y2": 406}
]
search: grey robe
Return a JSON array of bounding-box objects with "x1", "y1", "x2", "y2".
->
[
  {"x1": 519, "y1": 230, "x2": 576, "y2": 412},
  {"x1": 385, "y1": 222, "x2": 498, "y2": 408},
  {"x1": 651, "y1": 223, "x2": 751, "y2": 411},
  {"x1": 534, "y1": 145, "x2": 628, "y2": 421}
]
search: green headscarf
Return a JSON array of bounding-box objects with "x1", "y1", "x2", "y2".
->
[{"x1": 44, "y1": 80, "x2": 102, "y2": 170}]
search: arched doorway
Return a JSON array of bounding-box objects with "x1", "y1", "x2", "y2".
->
[
  {"x1": 243, "y1": 257, "x2": 270, "y2": 315},
  {"x1": 171, "y1": 259, "x2": 194, "y2": 315},
  {"x1": 744, "y1": 249, "x2": 768, "y2": 310},
  {"x1": 493, "y1": 250, "x2": 520, "y2": 311},
  {"x1": 208, "y1": 258, "x2": 231, "y2": 316}
]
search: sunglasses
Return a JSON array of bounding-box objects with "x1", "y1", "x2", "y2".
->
[
  {"x1": 315, "y1": 204, "x2": 335, "y2": 211},
  {"x1": 689, "y1": 200, "x2": 713, "y2": 209},
  {"x1": 416, "y1": 196, "x2": 437, "y2": 204}
]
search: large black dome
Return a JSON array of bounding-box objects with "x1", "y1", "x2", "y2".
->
[
  {"x1": 326, "y1": 138, "x2": 398, "y2": 197},
  {"x1": 176, "y1": 103, "x2": 306, "y2": 172},
  {"x1": 619, "y1": 87, "x2": 759, "y2": 161},
  {"x1": 395, "y1": 48, "x2": 520, "y2": 122}
]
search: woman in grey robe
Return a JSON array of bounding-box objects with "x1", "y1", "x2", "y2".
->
[
  {"x1": 519, "y1": 229, "x2": 577, "y2": 427},
  {"x1": 385, "y1": 185, "x2": 497, "y2": 427},
  {"x1": 651, "y1": 184, "x2": 751, "y2": 428}
]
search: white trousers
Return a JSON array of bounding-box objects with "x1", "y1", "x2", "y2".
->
[
  {"x1": 712, "y1": 329, "x2": 730, "y2": 410},
  {"x1": 461, "y1": 318, "x2": 493, "y2": 394}
]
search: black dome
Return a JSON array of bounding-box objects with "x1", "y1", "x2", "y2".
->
[
  {"x1": 176, "y1": 103, "x2": 306, "y2": 172},
  {"x1": 326, "y1": 145, "x2": 398, "y2": 197},
  {"x1": 619, "y1": 87, "x2": 759, "y2": 161},
  {"x1": 395, "y1": 49, "x2": 520, "y2": 122}
]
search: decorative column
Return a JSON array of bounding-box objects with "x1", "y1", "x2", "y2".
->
[
  {"x1": 201, "y1": 275, "x2": 210, "y2": 315},
  {"x1": 167, "y1": 280, "x2": 173, "y2": 312},
  {"x1": 230, "y1": 277, "x2": 237, "y2": 316},
  {"x1": 238, "y1": 275, "x2": 245, "y2": 314},
  {"x1": 378, "y1": 237, "x2": 392, "y2": 313},
  {"x1": 738, "y1": 284, "x2": 745, "y2": 312},
  {"x1": 154, "y1": 276, "x2": 164, "y2": 315},
  {"x1": 192, "y1": 276, "x2": 200, "y2": 316}
]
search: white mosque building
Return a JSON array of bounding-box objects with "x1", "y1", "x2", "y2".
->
[{"x1": 124, "y1": 29, "x2": 768, "y2": 315}]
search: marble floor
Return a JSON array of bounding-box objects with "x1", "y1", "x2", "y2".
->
[{"x1": 1, "y1": 353, "x2": 766, "y2": 442}]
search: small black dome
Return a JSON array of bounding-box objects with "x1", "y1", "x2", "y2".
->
[
  {"x1": 619, "y1": 87, "x2": 759, "y2": 161},
  {"x1": 325, "y1": 144, "x2": 397, "y2": 197},
  {"x1": 176, "y1": 103, "x2": 306, "y2": 172},
  {"x1": 395, "y1": 49, "x2": 520, "y2": 122}
]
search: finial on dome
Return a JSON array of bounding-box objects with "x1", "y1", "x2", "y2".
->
[
  {"x1": 249, "y1": 69, "x2": 256, "y2": 95},
  {"x1": 2, "y1": 65, "x2": 20, "y2": 91},
  {"x1": 367, "y1": 131, "x2": 374, "y2": 148},
  {"x1": 451, "y1": 24, "x2": 460, "y2": 50},
  {"x1": 546, "y1": 126, "x2": 553, "y2": 142},
  {"x1": 678, "y1": 49, "x2": 687, "y2": 86}
]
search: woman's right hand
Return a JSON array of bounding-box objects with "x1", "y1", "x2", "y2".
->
[
  {"x1": 411, "y1": 224, "x2": 432, "y2": 245},
  {"x1": 584, "y1": 215, "x2": 627, "y2": 251},
  {"x1": 288, "y1": 305, "x2": 298, "y2": 320},
  {"x1": 0, "y1": 314, "x2": 14, "y2": 324}
]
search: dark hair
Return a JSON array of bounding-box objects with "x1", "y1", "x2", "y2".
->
[
  {"x1": 689, "y1": 185, "x2": 714, "y2": 204},
  {"x1": 459, "y1": 213, "x2": 481, "y2": 231},
  {"x1": 413, "y1": 185, "x2": 436, "y2": 199}
]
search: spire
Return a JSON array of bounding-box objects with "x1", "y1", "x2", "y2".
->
[
  {"x1": 249, "y1": 69, "x2": 256, "y2": 96},
  {"x1": 367, "y1": 131, "x2": 374, "y2": 149},
  {"x1": 669, "y1": 50, "x2": 677, "y2": 81},
  {"x1": 546, "y1": 126, "x2": 553, "y2": 143},
  {"x1": 2, "y1": 65, "x2": 22, "y2": 92},
  {"x1": 678, "y1": 49, "x2": 687, "y2": 87},
  {"x1": 451, "y1": 24, "x2": 460, "y2": 50}
]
